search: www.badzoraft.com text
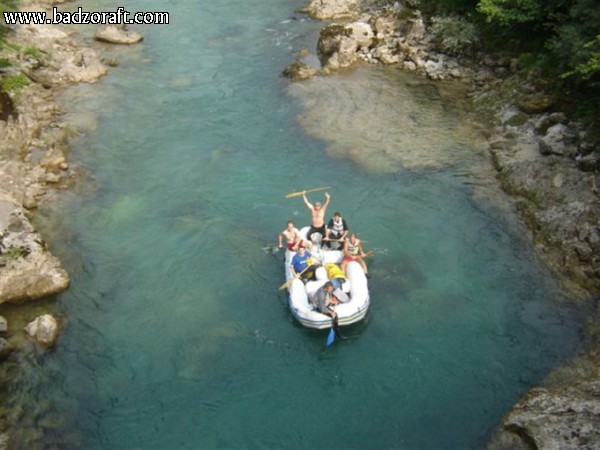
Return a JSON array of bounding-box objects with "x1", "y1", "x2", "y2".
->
[{"x1": 3, "y1": 7, "x2": 169, "y2": 25}]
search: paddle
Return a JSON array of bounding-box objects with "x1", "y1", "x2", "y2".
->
[
  {"x1": 326, "y1": 314, "x2": 345, "y2": 346},
  {"x1": 326, "y1": 328, "x2": 335, "y2": 346},
  {"x1": 363, "y1": 250, "x2": 375, "y2": 258},
  {"x1": 285, "y1": 186, "x2": 332, "y2": 199},
  {"x1": 278, "y1": 265, "x2": 310, "y2": 291}
]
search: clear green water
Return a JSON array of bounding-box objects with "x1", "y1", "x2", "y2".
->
[{"x1": 15, "y1": 0, "x2": 589, "y2": 448}]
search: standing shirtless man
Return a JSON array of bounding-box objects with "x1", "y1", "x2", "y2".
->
[{"x1": 302, "y1": 191, "x2": 330, "y2": 245}]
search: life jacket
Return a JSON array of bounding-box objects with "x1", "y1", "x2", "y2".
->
[
  {"x1": 325, "y1": 263, "x2": 346, "y2": 280},
  {"x1": 331, "y1": 218, "x2": 345, "y2": 235},
  {"x1": 347, "y1": 240, "x2": 360, "y2": 256}
]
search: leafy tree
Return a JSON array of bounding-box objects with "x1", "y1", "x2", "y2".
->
[
  {"x1": 547, "y1": 0, "x2": 600, "y2": 85},
  {"x1": 477, "y1": 0, "x2": 541, "y2": 25},
  {"x1": 430, "y1": 15, "x2": 480, "y2": 55}
]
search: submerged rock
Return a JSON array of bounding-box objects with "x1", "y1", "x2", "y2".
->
[{"x1": 282, "y1": 61, "x2": 318, "y2": 82}]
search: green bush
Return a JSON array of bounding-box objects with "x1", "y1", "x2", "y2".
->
[
  {"x1": 0, "y1": 58, "x2": 11, "y2": 68},
  {"x1": 430, "y1": 15, "x2": 480, "y2": 56}
]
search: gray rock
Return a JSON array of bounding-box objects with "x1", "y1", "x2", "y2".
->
[
  {"x1": 301, "y1": 0, "x2": 363, "y2": 20},
  {"x1": 95, "y1": 25, "x2": 143, "y2": 45},
  {"x1": 0, "y1": 199, "x2": 70, "y2": 304},
  {"x1": 24, "y1": 314, "x2": 59, "y2": 348},
  {"x1": 577, "y1": 154, "x2": 599, "y2": 173},
  {"x1": 495, "y1": 380, "x2": 600, "y2": 450},
  {"x1": 282, "y1": 61, "x2": 318, "y2": 82},
  {"x1": 519, "y1": 97, "x2": 555, "y2": 114},
  {"x1": 539, "y1": 124, "x2": 577, "y2": 157},
  {"x1": 0, "y1": 316, "x2": 6, "y2": 333}
]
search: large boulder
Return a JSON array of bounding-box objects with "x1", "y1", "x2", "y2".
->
[
  {"x1": 95, "y1": 25, "x2": 143, "y2": 45},
  {"x1": 24, "y1": 314, "x2": 59, "y2": 348},
  {"x1": 301, "y1": 0, "x2": 364, "y2": 20},
  {"x1": 282, "y1": 61, "x2": 318, "y2": 82},
  {"x1": 539, "y1": 123, "x2": 578, "y2": 158},
  {"x1": 0, "y1": 198, "x2": 70, "y2": 304},
  {"x1": 317, "y1": 22, "x2": 374, "y2": 70},
  {"x1": 492, "y1": 378, "x2": 600, "y2": 449}
]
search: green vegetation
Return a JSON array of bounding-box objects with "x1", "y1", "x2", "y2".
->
[
  {"x1": 430, "y1": 15, "x2": 479, "y2": 56},
  {"x1": 0, "y1": 58, "x2": 11, "y2": 68},
  {"x1": 23, "y1": 46, "x2": 43, "y2": 60},
  {"x1": 0, "y1": 73, "x2": 30, "y2": 91},
  {"x1": 0, "y1": 1, "x2": 18, "y2": 45},
  {"x1": 0, "y1": 245, "x2": 27, "y2": 266},
  {"x1": 416, "y1": 0, "x2": 599, "y2": 143}
]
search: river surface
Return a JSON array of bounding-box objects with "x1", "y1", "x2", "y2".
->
[{"x1": 10, "y1": 0, "x2": 590, "y2": 448}]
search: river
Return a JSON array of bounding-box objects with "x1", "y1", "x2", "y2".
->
[{"x1": 9, "y1": 0, "x2": 589, "y2": 448}]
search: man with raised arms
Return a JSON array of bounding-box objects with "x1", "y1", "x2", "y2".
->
[{"x1": 302, "y1": 190, "x2": 330, "y2": 245}]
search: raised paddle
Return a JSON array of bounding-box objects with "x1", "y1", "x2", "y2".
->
[{"x1": 285, "y1": 186, "x2": 332, "y2": 199}]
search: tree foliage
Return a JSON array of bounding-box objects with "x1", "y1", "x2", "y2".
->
[
  {"x1": 477, "y1": 0, "x2": 541, "y2": 25},
  {"x1": 430, "y1": 15, "x2": 480, "y2": 56}
]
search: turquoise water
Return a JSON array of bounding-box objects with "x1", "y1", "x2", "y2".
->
[{"x1": 17, "y1": 0, "x2": 589, "y2": 448}]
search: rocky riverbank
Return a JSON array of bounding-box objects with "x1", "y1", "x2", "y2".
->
[
  {"x1": 288, "y1": 0, "x2": 600, "y2": 448},
  {"x1": 0, "y1": 0, "x2": 144, "y2": 445}
]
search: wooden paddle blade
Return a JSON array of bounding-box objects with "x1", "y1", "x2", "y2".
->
[
  {"x1": 285, "y1": 186, "x2": 332, "y2": 199},
  {"x1": 363, "y1": 250, "x2": 375, "y2": 258},
  {"x1": 278, "y1": 278, "x2": 294, "y2": 291}
]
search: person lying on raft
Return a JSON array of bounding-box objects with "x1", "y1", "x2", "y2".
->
[
  {"x1": 290, "y1": 245, "x2": 321, "y2": 282},
  {"x1": 340, "y1": 233, "x2": 369, "y2": 277},
  {"x1": 278, "y1": 220, "x2": 310, "y2": 251}
]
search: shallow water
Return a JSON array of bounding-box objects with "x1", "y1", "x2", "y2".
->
[{"x1": 9, "y1": 0, "x2": 589, "y2": 448}]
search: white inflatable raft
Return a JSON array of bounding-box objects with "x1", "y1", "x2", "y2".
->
[{"x1": 283, "y1": 227, "x2": 370, "y2": 329}]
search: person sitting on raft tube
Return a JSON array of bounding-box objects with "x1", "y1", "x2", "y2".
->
[
  {"x1": 340, "y1": 233, "x2": 369, "y2": 277},
  {"x1": 278, "y1": 220, "x2": 310, "y2": 251},
  {"x1": 290, "y1": 245, "x2": 320, "y2": 282}
]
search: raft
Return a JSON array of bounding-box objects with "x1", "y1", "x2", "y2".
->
[{"x1": 283, "y1": 227, "x2": 370, "y2": 329}]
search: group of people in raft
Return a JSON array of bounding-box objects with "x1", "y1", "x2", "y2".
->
[{"x1": 277, "y1": 191, "x2": 369, "y2": 323}]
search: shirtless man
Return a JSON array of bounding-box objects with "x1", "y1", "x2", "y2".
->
[
  {"x1": 302, "y1": 191, "x2": 330, "y2": 245},
  {"x1": 278, "y1": 220, "x2": 308, "y2": 251}
]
